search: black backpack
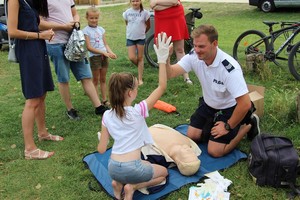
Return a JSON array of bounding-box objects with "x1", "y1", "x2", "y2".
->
[{"x1": 248, "y1": 133, "x2": 300, "y2": 197}]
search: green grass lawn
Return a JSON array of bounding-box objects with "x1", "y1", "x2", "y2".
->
[{"x1": 1, "y1": 2, "x2": 300, "y2": 200}]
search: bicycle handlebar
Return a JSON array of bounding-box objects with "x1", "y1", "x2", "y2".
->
[
  {"x1": 188, "y1": 8, "x2": 201, "y2": 12},
  {"x1": 187, "y1": 7, "x2": 203, "y2": 19}
]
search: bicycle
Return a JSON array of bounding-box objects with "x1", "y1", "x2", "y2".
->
[
  {"x1": 144, "y1": 8, "x2": 203, "y2": 68},
  {"x1": 232, "y1": 21, "x2": 300, "y2": 80}
]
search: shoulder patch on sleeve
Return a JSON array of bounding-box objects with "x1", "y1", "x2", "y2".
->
[
  {"x1": 188, "y1": 49, "x2": 195, "y2": 55},
  {"x1": 222, "y1": 59, "x2": 235, "y2": 73}
]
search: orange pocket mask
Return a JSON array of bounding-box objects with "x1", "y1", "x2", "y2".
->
[{"x1": 153, "y1": 100, "x2": 180, "y2": 115}]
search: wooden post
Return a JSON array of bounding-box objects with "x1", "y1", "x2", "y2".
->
[
  {"x1": 297, "y1": 93, "x2": 300, "y2": 123},
  {"x1": 92, "y1": 0, "x2": 101, "y2": 5}
]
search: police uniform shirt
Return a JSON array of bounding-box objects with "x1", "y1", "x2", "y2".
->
[{"x1": 178, "y1": 48, "x2": 248, "y2": 109}]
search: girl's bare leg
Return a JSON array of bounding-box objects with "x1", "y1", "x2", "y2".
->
[
  {"x1": 123, "y1": 162, "x2": 168, "y2": 200},
  {"x1": 136, "y1": 44, "x2": 145, "y2": 85},
  {"x1": 99, "y1": 67, "x2": 108, "y2": 102},
  {"x1": 127, "y1": 45, "x2": 138, "y2": 66},
  {"x1": 92, "y1": 69, "x2": 100, "y2": 96},
  {"x1": 112, "y1": 180, "x2": 124, "y2": 200}
]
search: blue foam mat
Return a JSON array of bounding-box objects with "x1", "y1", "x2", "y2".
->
[{"x1": 83, "y1": 124, "x2": 247, "y2": 199}]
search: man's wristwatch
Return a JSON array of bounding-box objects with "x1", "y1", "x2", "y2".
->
[{"x1": 224, "y1": 122, "x2": 232, "y2": 131}]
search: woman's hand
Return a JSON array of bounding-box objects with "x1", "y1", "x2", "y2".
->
[
  {"x1": 150, "y1": 0, "x2": 156, "y2": 9},
  {"x1": 40, "y1": 29, "x2": 55, "y2": 41},
  {"x1": 64, "y1": 22, "x2": 75, "y2": 32}
]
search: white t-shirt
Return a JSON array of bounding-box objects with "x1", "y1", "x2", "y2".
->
[
  {"x1": 178, "y1": 48, "x2": 248, "y2": 109},
  {"x1": 122, "y1": 8, "x2": 150, "y2": 40},
  {"x1": 102, "y1": 100, "x2": 154, "y2": 155},
  {"x1": 82, "y1": 26, "x2": 106, "y2": 57},
  {"x1": 44, "y1": 0, "x2": 74, "y2": 44}
]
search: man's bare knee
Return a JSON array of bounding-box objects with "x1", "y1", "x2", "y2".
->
[
  {"x1": 187, "y1": 126, "x2": 202, "y2": 142},
  {"x1": 207, "y1": 149, "x2": 224, "y2": 158},
  {"x1": 207, "y1": 141, "x2": 226, "y2": 158}
]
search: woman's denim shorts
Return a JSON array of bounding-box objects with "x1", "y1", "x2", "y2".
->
[{"x1": 108, "y1": 158, "x2": 153, "y2": 184}]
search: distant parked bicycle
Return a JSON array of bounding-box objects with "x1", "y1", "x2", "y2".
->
[
  {"x1": 144, "y1": 8, "x2": 203, "y2": 68},
  {"x1": 232, "y1": 21, "x2": 300, "y2": 80}
]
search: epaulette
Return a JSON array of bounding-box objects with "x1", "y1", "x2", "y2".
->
[
  {"x1": 188, "y1": 49, "x2": 195, "y2": 55},
  {"x1": 222, "y1": 59, "x2": 235, "y2": 73}
]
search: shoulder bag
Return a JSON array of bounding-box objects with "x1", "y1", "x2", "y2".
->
[{"x1": 5, "y1": 0, "x2": 17, "y2": 63}]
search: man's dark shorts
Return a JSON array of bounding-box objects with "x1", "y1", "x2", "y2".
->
[{"x1": 190, "y1": 98, "x2": 240, "y2": 144}]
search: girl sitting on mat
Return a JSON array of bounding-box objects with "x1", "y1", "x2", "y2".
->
[{"x1": 97, "y1": 32, "x2": 172, "y2": 200}]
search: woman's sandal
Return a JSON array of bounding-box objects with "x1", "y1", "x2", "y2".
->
[
  {"x1": 185, "y1": 78, "x2": 193, "y2": 85},
  {"x1": 38, "y1": 133, "x2": 64, "y2": 142},
  {"x1": 102, "y1": 100, "x2": 110, "y2": 107},
  {"x1": 24, "y1": 149, "x2": 54, "y2": 160}
]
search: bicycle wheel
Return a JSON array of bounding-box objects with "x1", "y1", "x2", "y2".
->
[
  {"x1": 272, "y1": 28, "x2": 300, "y2": 67},
  {"x1": 144, "y1": 34, "x2": 159, "y2": 68},
  {"x1": 288, "y1": 41, "x2": 300, "y2": 80},
  {"x1": 233, "y1": 30, "x2": 268, "y2": 69}
]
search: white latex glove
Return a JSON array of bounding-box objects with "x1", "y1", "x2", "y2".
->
[{"x1": 153, "y1": 32, "x2": 172, "y2": 64}]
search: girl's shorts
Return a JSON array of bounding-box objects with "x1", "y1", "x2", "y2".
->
[
  {"x1": 108, "y1": 158, "x2": 153, "y2": 184},
  {"x1": 89, "y1": 55, "x2": 108, "y2": 70},
  {"x1": 126, "y1": 39, "x2": 146, "y2": 46}
]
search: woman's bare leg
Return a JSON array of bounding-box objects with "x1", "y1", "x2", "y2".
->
[{"x1": 173, "y1": 40, "x2": 193, "y2": 84}]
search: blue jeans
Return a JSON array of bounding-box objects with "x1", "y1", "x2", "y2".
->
[
  {"x1": 46, "y1": 43, "x2": 92, "y2": 83},
  {"x1": 108, "y1": 158, "x2": 153, "y2": 184}
]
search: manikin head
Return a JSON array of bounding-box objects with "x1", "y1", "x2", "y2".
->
[
  {"x1": 148, "y1": 124, "x2": 201, "y2": 176},
  {"x1": 169, "y1": 144, "x2": 200, "y2": 176}
]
